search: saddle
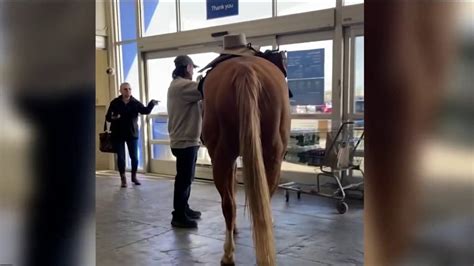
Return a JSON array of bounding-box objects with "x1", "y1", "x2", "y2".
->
[
  {"x1": 199, "y1": 43, "x2": 287, "y2": 77},
  {"x1": 250, "y1": 45, "x2": 288, "y2": 78},
  {"x1": 198, "y1": 44, "x2": 292, "y2": 97}
]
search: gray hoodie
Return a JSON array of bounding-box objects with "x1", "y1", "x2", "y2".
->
[{"x1": 167, "y1": 77, "x2": 203, "y2": 149}]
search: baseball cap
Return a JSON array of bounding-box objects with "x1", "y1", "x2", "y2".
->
[{"x1": 174, "y1": 55, "x2": 199, "y2": 68}]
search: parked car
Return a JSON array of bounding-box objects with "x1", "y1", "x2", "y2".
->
[{"x1": 323, "y1": 103, "x2": 332, "y2": 113}]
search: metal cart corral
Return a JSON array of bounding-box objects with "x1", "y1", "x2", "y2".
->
[{"x1": 280, "y1": 121, "x2": 364, "y2": 214}]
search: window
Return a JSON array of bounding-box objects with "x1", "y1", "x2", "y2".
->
[
  {"x1": 279, "y1": 40, "x2": 333, "y2": 114},
  {"x1": 118, "y1": 0, "x2": 137, "y2": 41},
  {"x1": 151, "y1": 116, "x2": 169, "y2": 141},
  {"x1": 152, "y1": 144, "x2": 175, "y2": 160},
  {"x1": 283, "y1": 119, "x2": 332, "y2": 173},
  {"x1": 147, "y1": 57, "x2": 175, "y2": 114},
  {"x1": 147, "y1": 52, "x2": 218, "y2": 114},
  {"x1": 277, "y1": 0, "x2": 336, "y2": 16},
  {"x1": 290, "y1": 119, "x2": 332, "y2": 148},
  {"x1": 344, "y1": 0, "x2": 364, "y2": 5},
  {"x1": 186, "y1": 52, "x2": 221, "y2": 76},
  {"x1": 353, "y1": 36, "x2": 364, "y2": 113},
  {"x1": 142, "y1": 0, "x2": 177, "y2": 36},
  {"x1": 147, "y1": 52, "x2": 219, "y2": 166},
  {"x1": 119, "y1": 42, "x2": 141, "y2": 100},
  {"x1": 260, "y1": 45, "x2": 273, "y2": 52},
  {"x1": 180, "y1": 0, "x2": 272, "y2": 31}
]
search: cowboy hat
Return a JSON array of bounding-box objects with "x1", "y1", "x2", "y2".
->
[
  {"x1": 198, "y1": 33, "x2": 259, "y2": 73},
  {"x1": 219, "y1": 33, "x2": 257, "y2": 56}
]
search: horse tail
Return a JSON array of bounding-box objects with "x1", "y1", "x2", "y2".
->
[{"x1": 234, "y1": 63, "x2": 275, "y2": 266}]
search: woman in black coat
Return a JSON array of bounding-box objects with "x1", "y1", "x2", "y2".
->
[{"x1": 106, "y1": 82, "x2": 158, "y2": 187}]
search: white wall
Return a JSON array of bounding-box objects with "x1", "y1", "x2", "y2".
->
[
  {"x1": 96, "y1": 1, "x2": 113, "y2": 170},
  {"x1": 96, "y1": 49, "x2": 114, "y2": 170},
  {"x1": 96, "y1": 0, "x2": 107, "y2": 36}
]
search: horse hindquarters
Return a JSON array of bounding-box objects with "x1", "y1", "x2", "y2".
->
[{"x1": 235, "y1": 62, "x2": 276, "y2": 266}]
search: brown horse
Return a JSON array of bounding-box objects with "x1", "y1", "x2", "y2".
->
[{"x1": 202, "y1": 56, "x2": 290, "y2": 265}]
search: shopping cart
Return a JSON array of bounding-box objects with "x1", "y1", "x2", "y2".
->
[{"x1": 280, "y1": 121, "x2": 364, "y2": 214}]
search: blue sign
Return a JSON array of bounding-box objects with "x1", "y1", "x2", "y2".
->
[
  {"x1": 287, "y1": 49, "x2": 325, "y2": 105},
  {"x1": 288, "y1": 79, "x2": 325, "y2": 105},
  {"x1": 207, "y1": 0, "x2": 238, "y2": 20},
  {"x1": 287, "y1": 49, "x2": 324, "y2": 79}
]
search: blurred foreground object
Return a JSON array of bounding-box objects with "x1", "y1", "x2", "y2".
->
[
  {"x1": 366, "y1": 1, "x2": 473, "y2": 265},
  {"x1": 0, "y1": 90, "x2": 34, "y2": 265},
  {"x1": 0, "y1": 1, "x2": 95, "y2": 266}
]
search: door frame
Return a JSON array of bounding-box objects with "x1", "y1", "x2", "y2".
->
[{"x1": 342, "y1": 24, "x2": 364, "y2": 122}]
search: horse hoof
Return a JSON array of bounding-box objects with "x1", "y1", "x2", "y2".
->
[{"x1": 221, "y1": 261, "x2": 235, "y2": 266}]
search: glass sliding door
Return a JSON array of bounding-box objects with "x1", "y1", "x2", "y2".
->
[
  {"x1": 280, "y1": 40, "x2": 333, "y2": 115},
  {"x1": 143, "y1": 37, "x2": 275, "y2": 180},
  {"x1": 141, "y1": 31, "x2": 345, "y2": 183},
  {"x1": 145, "y1": 51, "x2": 219, "y2": 178},
  {"x1": 352, "y1": 35, "x2": 364, "y2": 115},
  {"x1": 276, "y1": 31, "x2": 339, "y2": 182},
  {"x1": 342, "y1": 25, "x2": 364, "y2": 179},
  {"x1": 343, "y1": 25, "x2": 364, "y2": 124}
]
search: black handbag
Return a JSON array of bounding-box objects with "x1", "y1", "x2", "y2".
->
[{"x1": 99, "y1": 121, "x2": 115, "y2": 153}]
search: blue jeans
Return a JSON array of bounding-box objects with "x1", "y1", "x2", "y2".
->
[
  {"x1": 114, "y1": 138, "x2": 138, "y2": 174},
  {"x1": 171, "y1": 146, "x2": 199, "y2": 216}
]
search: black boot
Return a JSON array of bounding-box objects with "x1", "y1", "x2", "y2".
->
[
  {"x1": 120, "y1": 173, "x2": 127, "y2": 188},
  {"x1": 131, "y1": 172, "x2": 141, "y2": 185},
  {"x1": 186, "y1": 207, "x2": 201, "y2": 219},
  {"x1": 171, "y1": 211, "x2": 197, "y2": 228}
]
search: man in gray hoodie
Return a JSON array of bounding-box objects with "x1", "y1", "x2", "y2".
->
[{"x1": 167, "y1": 55, "x2": 203, "y2": 228}]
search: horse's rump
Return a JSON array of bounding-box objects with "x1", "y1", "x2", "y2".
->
[{"x1": 201, "y1": 56, "x2": 290, "y2": 266}]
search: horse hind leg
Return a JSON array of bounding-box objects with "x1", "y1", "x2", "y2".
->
[
  {"x1": 222, "y1": 226, "x2": 235, "y2": 266},
  {"x1": 232, "y1": 162, "x2": 239, "y2": 235},
  {"x1": 212, "y1": 155, "x2": 238, "y2": 265},
  {"x1": 263, "y1": 143, "x2": 286, "y2": 227}
]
